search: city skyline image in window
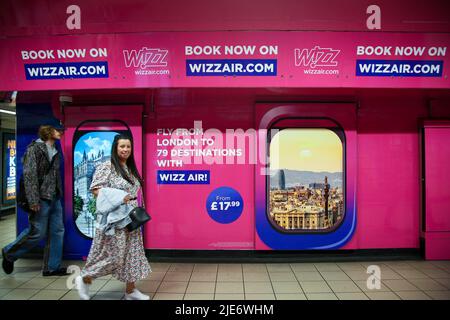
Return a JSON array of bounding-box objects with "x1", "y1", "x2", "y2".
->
[{"x1": 269, "y1": 128, "x2": 344, "y2": 231}]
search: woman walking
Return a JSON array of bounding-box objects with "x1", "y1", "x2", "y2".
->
[{"x1": 76, "y1": 134, "x2": 151, "y2": 300}]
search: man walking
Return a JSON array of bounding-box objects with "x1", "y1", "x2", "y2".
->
[{"x1": 2, "y1": 119, "x2": 68, "y2": 276}]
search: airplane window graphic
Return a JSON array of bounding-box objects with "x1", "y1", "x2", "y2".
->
[
  {"x1": 73, "y1": 131, "x2": 119, "y2": 238},
  {"x1": 269, "y1": 128, "x2": 344, "y2": 232}
]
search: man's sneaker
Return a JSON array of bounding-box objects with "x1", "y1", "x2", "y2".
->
[
  {"x1": 1, "y1": 248, "x2": 14, "y2": 274},
  {"x1": 124, "y1": 288, "x2": 150, "y2": 300},
  {"x1": 43, "y1": 267, "x2": 70, "y2": 277},
  {"x1": 75, "y1": 275, "x2": 91, "y2": 300}
]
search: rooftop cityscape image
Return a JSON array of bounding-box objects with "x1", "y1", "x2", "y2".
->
[{"x1": 269, "y1": 129, "x2": 344, "y2": 230}]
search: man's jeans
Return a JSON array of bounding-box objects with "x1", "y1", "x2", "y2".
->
[{"x1": 3, "y1": 198, "x2": 64, "y2": 272}]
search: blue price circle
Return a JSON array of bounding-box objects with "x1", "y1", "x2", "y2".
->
[{"x1": 206, "y1": 187, "x2": 244, "y2": 224}]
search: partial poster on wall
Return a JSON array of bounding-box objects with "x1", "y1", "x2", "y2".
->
[{"x1": 2, "y1": 132, "x2": 16, "y2": 206}]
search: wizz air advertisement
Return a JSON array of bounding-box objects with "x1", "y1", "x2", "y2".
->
[
  {"x1": 185, "y1": 45, "x2": 278, "y2": 76},
  {"x1": 22, "y1": 49, "x2": 109, "y2": 80},
  {"x1": 0, "y1": 32, "x2": 448, "y2": 90},
  {"x1": 355, "y1": 46, "x2": 445, "y2": 77}
]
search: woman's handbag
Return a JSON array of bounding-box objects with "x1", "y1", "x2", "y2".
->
[
  {"x1": 126, "y1": 189, "x2": 151, "y2": 231},
  {"x1": 126, "y1": 207, "x2": 151, "y2": 231}
]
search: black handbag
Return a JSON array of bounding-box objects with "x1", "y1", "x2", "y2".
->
[{"x1": 126, "y1": 207, "x2": 151, "y2": 231}]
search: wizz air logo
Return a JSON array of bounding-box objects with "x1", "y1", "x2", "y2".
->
[
  {"x1": 294, "y1": 46, "x2": 340, "y2": 68},
  {"x1": 123, "y1": 47, "x2": 168, "y2": 69}
]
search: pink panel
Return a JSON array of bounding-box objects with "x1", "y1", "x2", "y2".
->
[
  {"x1": 424, "y1": 124, "x2": 450, "y2": 232},
  {"x1": 143, "y1": 104, "x2": 255, "y2": 250},
  {"x1": 1, "y1": 0, "x2": 449, "y2": 36},
  {"x1": 425, "y1": 233, "x2": 450, "y2": 260},
  {"x1": 350, "y1": 99, "x2": 426, "y2": 249}
]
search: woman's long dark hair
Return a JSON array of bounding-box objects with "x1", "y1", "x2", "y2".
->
[{"x1": 110, "y1": 133, "x2": 143, "y2": 187}]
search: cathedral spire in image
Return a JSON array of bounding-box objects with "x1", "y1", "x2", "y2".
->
[
  {"x1": 324, "y1": 176, "x2": 330, "y2": 217},
  {"x1": 278, "y1": 169, "x2": 286, "y2": 190}
]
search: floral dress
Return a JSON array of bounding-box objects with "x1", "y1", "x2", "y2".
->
[{"x1": 80, "y1": 161, "x2": 151, "y2": 283}]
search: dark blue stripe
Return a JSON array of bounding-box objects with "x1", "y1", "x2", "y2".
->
[
  {"x1": 24, "y1": 61, "x2": 109, "y2": 80},
  {"x1": 356, "y1": 59, "x2": 443, "y2": 77},
  {"x1": 157, "y1": 170, "x2": 210, "y2": 184}
]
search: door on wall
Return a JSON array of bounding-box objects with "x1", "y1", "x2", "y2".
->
[
  {"x1": 62, "y1": 105, "x2": 143, "y2": 259},
  {"x1": 254, "y1": 103, "x2": 357, "y2": 250},
  {"x1": 421, "y1": 121, "x2": 450, "y2": 260}
]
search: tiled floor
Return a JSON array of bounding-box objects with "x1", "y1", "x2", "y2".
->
[{"x1": 1, "y1": 214, "x2": 450, "y2": 300}]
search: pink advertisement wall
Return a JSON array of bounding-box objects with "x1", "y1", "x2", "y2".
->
[
  {"x1": 137, "y1": 88, "x2": 446, "y2": 251},
  {"x1": 14, "y1": 88, "x2": 450, "y2": 257},
  {"x1": 2, "y1": 0, "x2": 449, "y2": 258}
]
